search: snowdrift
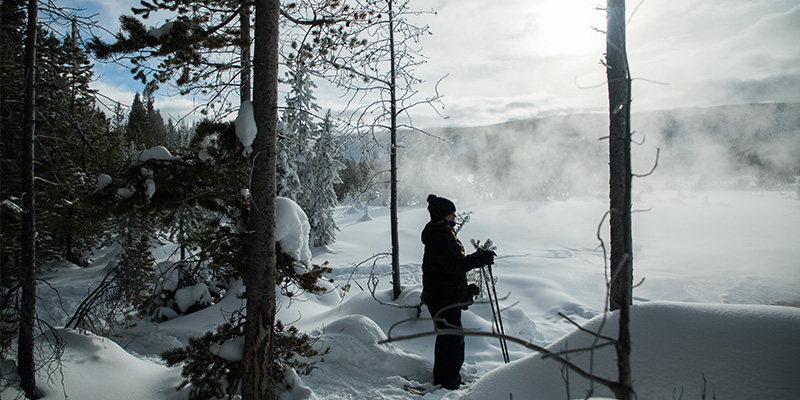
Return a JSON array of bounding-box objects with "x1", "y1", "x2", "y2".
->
[{"x1": 463, "y1": 302, "x2": 800, "y2": 400}]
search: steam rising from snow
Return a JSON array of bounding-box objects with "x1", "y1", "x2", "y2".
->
[{"x1": 394, "y1": 104, "x2": 799, "y2": 203}]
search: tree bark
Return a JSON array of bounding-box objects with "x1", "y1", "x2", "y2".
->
[
  {"x1": 607, "y1": 0, "x2": 633, "y2": 314},
  {"x1": 388, "y1": 0, "x2": 401, "y2": 300},
  {"x1": 19, "y1": 0, "x2": 39, "y2": 397},
  {"x1": 242, "y1": 0, "x2": 279, "y2": 398},
  {"x1": 606, "y1": 0, "x2": 633, "y2": 398},
  {"x1": 240, "y1": 0, "x2": 252, "y2": 103}
]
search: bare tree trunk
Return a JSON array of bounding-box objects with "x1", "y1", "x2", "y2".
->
[
  {"x1": 606, "y1": 0, "x2": 633, "y2": 398},
  {"x1": 240, "y1": 0, "x2": 252, "y2": 103},
  {"x1": 242, "y1": 0, "x2": 279, "y2": 398},
  {"x1": 19, "y1": 0, "x2": 39, "y2": 397},
  {"x1": 388, "y1": 0, "x2": 401, "y2": 300},
  {"x1": 607, "y1": 0, "x2": 633, "y2": 313}
]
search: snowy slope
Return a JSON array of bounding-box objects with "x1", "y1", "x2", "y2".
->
[
  {"x1": 463, "y1": 302, "x2": 800, "y2": 400},
  {"x1": 4, "y1": 190, "x2": 799, "y2": 399}
]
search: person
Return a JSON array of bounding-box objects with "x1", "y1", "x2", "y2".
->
[{"x1": 421, "y1": 194, "x2": 495, "y2": 390}]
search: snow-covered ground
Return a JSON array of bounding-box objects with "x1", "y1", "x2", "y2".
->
[{"x1": 4, "y1": 189, "x2": 800, "y2": 399}]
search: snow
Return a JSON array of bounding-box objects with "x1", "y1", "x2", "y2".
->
[
  {"x1": 235, "y1": 100, "x2": 257, "y2": 155},
  {"x1": 116, "y1": 186, "x2": 136, "y2": 198},
  {"x1": 96, "y1": 173, "x2": 113, "y2": 192},
  {"x1": 2, "y1": 199, "x2": 23, "y2": 213},
  {"x1": 155, "y1": 261, "x2": 181, "y2": 293},
  {"x1": 131, "y1": 146, "x2": 181, "y2": 166},
  {"x1": 462, "y1": 302, "x2": 800, "y2": 400},
  {"x1": 173, "y1": 283, "x2": 212, "y2": 313},
  {"x1": 276, "y1": 196, "x2": 313, "y2": 266},
  {"x1": 8, "y1": 190, "x2": 800, "y2": 400},
  {"x1": 148, "y1": 21, "x2": 175, "y2": 40},
  {"x1": 198, "y1": 148, "x2": 212, "y2": 162},
  {"x1": 145, "y1": 178, "x2": 156, "y2": 199},
  {"x1": 210, "y1": 336, "x2": 245, "y2": 362},
  {"x1": 2, "y1": 329, "x2": 186, "y2": 400}
]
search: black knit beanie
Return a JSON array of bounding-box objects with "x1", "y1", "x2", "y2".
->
[{"x1": 427, "y1": 194, "x2": 456, "y2": 221}]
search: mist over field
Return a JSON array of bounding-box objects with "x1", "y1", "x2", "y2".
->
[{"x1": 391, "y1": 103, "x2": 800, "y2": 204}]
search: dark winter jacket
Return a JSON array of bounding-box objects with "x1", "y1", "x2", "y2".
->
[{"x1": 421, "y1": 220, "x2": 485, "y2": 308}]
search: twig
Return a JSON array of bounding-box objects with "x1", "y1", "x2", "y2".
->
[
  {"x1": 632, "y1": 148, "x2": 660, "y2": 178},
  {"x1": 558, "y1": 312, "x2": 616, "y2": 342},
  {"x1": 379, "y1": 329, "x2": 621, "y2": 391}
]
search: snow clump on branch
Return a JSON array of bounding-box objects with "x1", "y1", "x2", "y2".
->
[
  {"x1": 131, "y1": 146, "x2": 180, "y2": 166},
  {"x1": 235, "y1": 101, "x2": 257, "y2": 155},
  {"x1": 276, "y1": 197, "x2": 313, "y2": 270}
]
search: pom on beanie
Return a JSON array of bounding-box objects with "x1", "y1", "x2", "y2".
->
[{"x1": 427, "y1": 194, "x2": 456, "y2": 221}]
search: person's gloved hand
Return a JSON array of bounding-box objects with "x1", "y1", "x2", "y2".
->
[
  {"x1": 472, "y1": 249, "x2": 496, "y2": 266},
  {"x1": 467, "y1": 249, "x2": 496, "y2": 269}
]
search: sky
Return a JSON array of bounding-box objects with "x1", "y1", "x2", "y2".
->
[{"x1": 67, "y1": 0, "x2": 800, "y2": 128}]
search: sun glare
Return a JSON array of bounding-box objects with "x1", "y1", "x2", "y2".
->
[{"x1": 533, "y1": 0, "x2": 607, "y2": 56}]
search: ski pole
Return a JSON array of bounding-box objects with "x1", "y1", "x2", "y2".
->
[
  {"x1": 482, "y1": 263, "x2": 510, "y2": 363},
  {"x1": 488, "y1": 262, "x2": 510, "y2": 363}
]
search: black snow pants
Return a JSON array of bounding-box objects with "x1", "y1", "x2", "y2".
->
[{"x1": 426, "y1": 299, "x2": 464, "y2": 390}]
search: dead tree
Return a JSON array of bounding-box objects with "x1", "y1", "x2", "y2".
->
[
  {"x1": 318, "y1": 0, "x2": 441, "y2": 300},
  {"x1": 606, "y1": 0, "x2": 633, "y2": 398}
]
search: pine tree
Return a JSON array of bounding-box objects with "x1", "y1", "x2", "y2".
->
[
  {"x1": 0, "y1": 0, "x2": 27, "y2": 278},
  {"x1": 48, "y1": 23, "x2": 111, "y2": 266},
  {"x1": 86, "y1": 1, "x2": 378, "y2": 397},
  {"x1": 334, "y1": 157, "x2": 376, "y2": 202},
  {"x1": 32, "y1": 28, "x2": 111, "y2": 267},
  {"x1": 18, "y1": 0, "x2": 38, "y2": 394},
  {"x1": 278, "y1": 63, "x2": 320, "y2": 203},
  {"x1": 276, "y1": 124, "x2": 303, "y2": 201},
  {"x1": 126, "y1": 92, "x2": 168, "y2": 149},
  {"x1": 145, "y1": 95, "x2": 168, "y2": 147},
  {"x1": 63, "y1": 19, "x2": 96, "y2": 119},
  {"x1": 105, "y1": 102, "x2": 131, "y2": 170},
  {"x1": 1, "y1": 2, "x2": 124, "y2": 368},
  {"x1": 306, "y1": 111, "x2": 344, "y2": 247},
  {"x1": 127, "y1": 93, "x2": 148, "y2": 148},
  {"x1": 0, "y1": 7, "x2": 113, "y2": 270}
]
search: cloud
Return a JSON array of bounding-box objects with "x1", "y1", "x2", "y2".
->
[
  {"x1": 72, "y1": 0, "x2": 800, "y2": 129},
  {"x1": 91, "y1": 76, "x2": 136, "y2": 114},
  {"x1": 606, "y1": 1, "x2": 800, "y2": 115},
  {"x1": 67, "y1": 0, "x2": 175, "y2": 40}
]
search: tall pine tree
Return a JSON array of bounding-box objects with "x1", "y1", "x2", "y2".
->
[
  {"x1": 86, "y1": 2, "x2": 379, "y2": 396},
  {"x1": 279, "y1": 62, "x2": 320, "y2": 204},
  {"x1": 1, "y1": 4, "x2": 114, "y2": 271},
  {"x1": 126, "y1": 92, "x2": 168, "y2": 150},
  {"x1": 1, "y1": 3, "x2": 119, "y2": 380},
  {"x1": 306, "y1": 110, "x2": 344, "y2": 247},
  {"x1": 145, "y1": 95, "x2": 168, "y2": 146}
]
